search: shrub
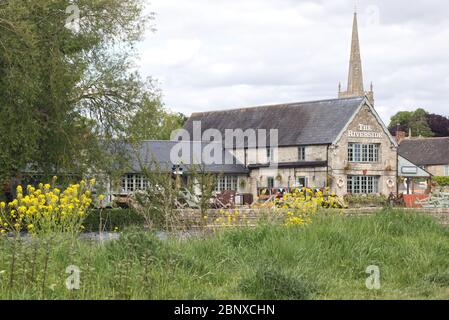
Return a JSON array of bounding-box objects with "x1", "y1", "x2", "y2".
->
[
  {"x1": 344, "y1": 194, "x2": 388, "y2": 208},
  {"x1": 432, "y1": 176, "x2": 449, "y2": 187},
  {"x1": 83, "y1": 208, "x2": 145, "y2": 232},
  {"x1": 276, "y1": 188, "x2": 343, "y2": 226},
  {"x1": 0, "y1": 178, "x2": 99, "y2": 236}
]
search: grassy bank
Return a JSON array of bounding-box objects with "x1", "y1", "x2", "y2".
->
[{"x1": 1, "y1": 209, "x2": 449, "y2": 299}]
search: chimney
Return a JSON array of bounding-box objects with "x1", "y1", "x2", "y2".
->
[{"x1": 395, "y1": 130, "x2": 406, "y2": 144}]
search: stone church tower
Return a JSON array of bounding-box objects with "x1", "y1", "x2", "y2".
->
[{"x1": 338, "y1": 11, "x2": 374, "y2": 105}]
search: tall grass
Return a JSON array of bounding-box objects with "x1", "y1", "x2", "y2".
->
[{"x1": 1, "y1": 209, "x2": 449, "y2": 299}]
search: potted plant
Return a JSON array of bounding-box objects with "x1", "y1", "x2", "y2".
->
[{"x1": 344, "y1": 164, "x2": 352, "y2": 173}]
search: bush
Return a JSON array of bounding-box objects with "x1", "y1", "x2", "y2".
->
[
  {"x1": 0, "y1": 178, "x2": 97, "y2": 236},
  {"x1": 84, "y1": 208, "x2": 145, "y2": 232},
  {"x1": 344, "y1": 194, "x2": 388, "y2": 208},
  {"x1": 432, "y1": 176, "x2": 449, "y2": 187}
]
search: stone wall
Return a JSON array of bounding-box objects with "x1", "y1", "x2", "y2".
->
[
  {"x1": 227, "y1": 102, "x2": 399, "y2": 199},
  {"x1": 426, "y1": 165, "x2": 449, "y2": 176},
  {"x1": 176, "y1": 208, "x2": 449, "y2": 228},
  {"x1": 329, "y1": 103, "x2": 398, "y2": 196},
  {"x1": 231, "y1": 145, "x2": 328, "y2": 164}
]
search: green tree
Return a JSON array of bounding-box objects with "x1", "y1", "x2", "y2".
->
[
  {"x1": 0, "y1": 0, "x2": 152, "y2": 182},
  {"x1": 126, "y1": 88, "x2": 188, "y2": 143},
  {"x1": 389, "y1": 109, "x2": 434, "y2": 137}
]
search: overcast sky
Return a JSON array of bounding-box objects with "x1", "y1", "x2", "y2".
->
[{"x1": 137, "y1": 0, "x2": 449, "y2": 124}]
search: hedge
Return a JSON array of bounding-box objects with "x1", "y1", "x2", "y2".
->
[
  {"x1": 432, "y1": 176, "x2": 449, "y2": 187},
  {"x1": 343, "y1": 194, "x2": 388, "y2": 208},
  {"x1": 84, "y1": 208, "x2": 145, "y2": 232}
]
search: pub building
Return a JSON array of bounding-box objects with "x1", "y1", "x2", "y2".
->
[
  {"x1": 113, "y1": 12, "x2": 426, "y2": 203},
  {"x1": 184, "y1": 96, "x2": 398, "y2": 199},
  {"x1": 183, "y1": 12, "x2": 398, "y2": 199}
]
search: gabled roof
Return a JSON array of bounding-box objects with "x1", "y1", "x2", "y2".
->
[
  {"x1": 398, "y1": 137, "x2": 449, "y2": 166},
  {"x1": 117, "y1": 140, "x2": 248, "y2": 174},
  {"x1": 184, "y1": 97, "x2": 365, "y2": 147},
  {"x1": 398, "y1": 155, "x2": 432, "y2": 178}
]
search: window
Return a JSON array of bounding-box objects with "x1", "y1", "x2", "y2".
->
[
  {"x1": 127, "y1": 174, "x2": 135, "y2": 192},
  {"x1": 121, "y1": 174, "x2": 149, "y2": 193},
  {"x1": 135, "y1": 175, "x2": 142, "y2": 190},
  {"x1": 347, "y1": 176, "x2": 379, "y2": 194},
  {"x1": 215, "y1": 176, "x2": 239, "y2": 192},
  {"x1": 266, "y1": 148, "x2": 272, "y2": 163},
  {"x1": 298, "y1": 146, "x2": 306, "y2": 161},
  {"x1": 445, "y1": 165, "x2": 449, "y2": 176},
  {"x1": 297, "y1": 177, "x2": 307, "y2": 188},
  {"x1": 348, "y1": 143, "x2": 379, "y2": 162},
  {"x1": 121, "y1": 176, "x2": 127, "y2": 193},
  {"x1": 267, "y1": 177, "x2": 275, "y2": 189},
  {"x1": 244, "y1": 149, "x2": 248, "y2": 165}
]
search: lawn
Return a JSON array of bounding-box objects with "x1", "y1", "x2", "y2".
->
[{"x1": 1, "y1": 209, "x2": 449, "y2": 299}]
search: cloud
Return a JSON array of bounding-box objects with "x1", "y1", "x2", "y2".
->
[{"x1": 138, "y1": 0, "x2": 449, "y2": 124}]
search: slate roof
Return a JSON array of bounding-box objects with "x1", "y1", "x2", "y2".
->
[
  {"x1": 184, "y1": 97, "x2": 364, "y2": 147},
  {"x1": 116, "y1": 140, "x2": 248, "y2": 174},
  {"x1": 398, "y1": 137, "x2": 449, "y2": 166}
]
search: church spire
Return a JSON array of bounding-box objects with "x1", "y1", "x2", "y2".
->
[
  {"x1": 347, "y1": 12, "x2": 364, "y2": 95},
  {"x1": 339, "y1": 10, "x2": 374, "y2": 105}
]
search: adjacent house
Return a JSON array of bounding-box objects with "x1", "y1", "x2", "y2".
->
[
  {"x1": 398, "y1": 137, "x2": 449, "y2": 177},
  {"x1": 106, "y1": 140, "x2": 248, "y2": 204}
]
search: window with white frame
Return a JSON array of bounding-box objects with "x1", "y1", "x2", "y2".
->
[
  {"x1": 348, "y1": 143, "x2": 380, "y2": 163},
  {"x1": 347, "y1": 176, "x2": 379, "y2": 194},
  {"x1": 266, "y1": 147, "x2": 273, "y2": 163},
  {"x1": 298, "y1": 146, "x2": 306, "y2": 161},
  {"x1": 267, "y1": 177, "x2": 275, "y2": 189},
  {"x1": 215, "y1": 176, "x2": 239, "y2": 192},
  {"x1": 121, "y1": 174, "x2": 149, "y2": 193},
  {"x1": 297, "y1": 176, "x2": 307, "y2": 188}
]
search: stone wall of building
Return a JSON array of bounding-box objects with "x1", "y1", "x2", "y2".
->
[
  {"x1": 329, "y1": 103, "x2": 398, "y2": 196},
  {"x1": 248, "y1": 167, "x2": 327, "y2": 191},
  {"x1": 231, "y1": 145, "x2": 327, "y2": 164},
  {"x1": 425, "y1": 165, "x2": 449, "y2": 177},
  {"x1": 228, "y1": 102, "x2": 398, "y2": 199}
]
